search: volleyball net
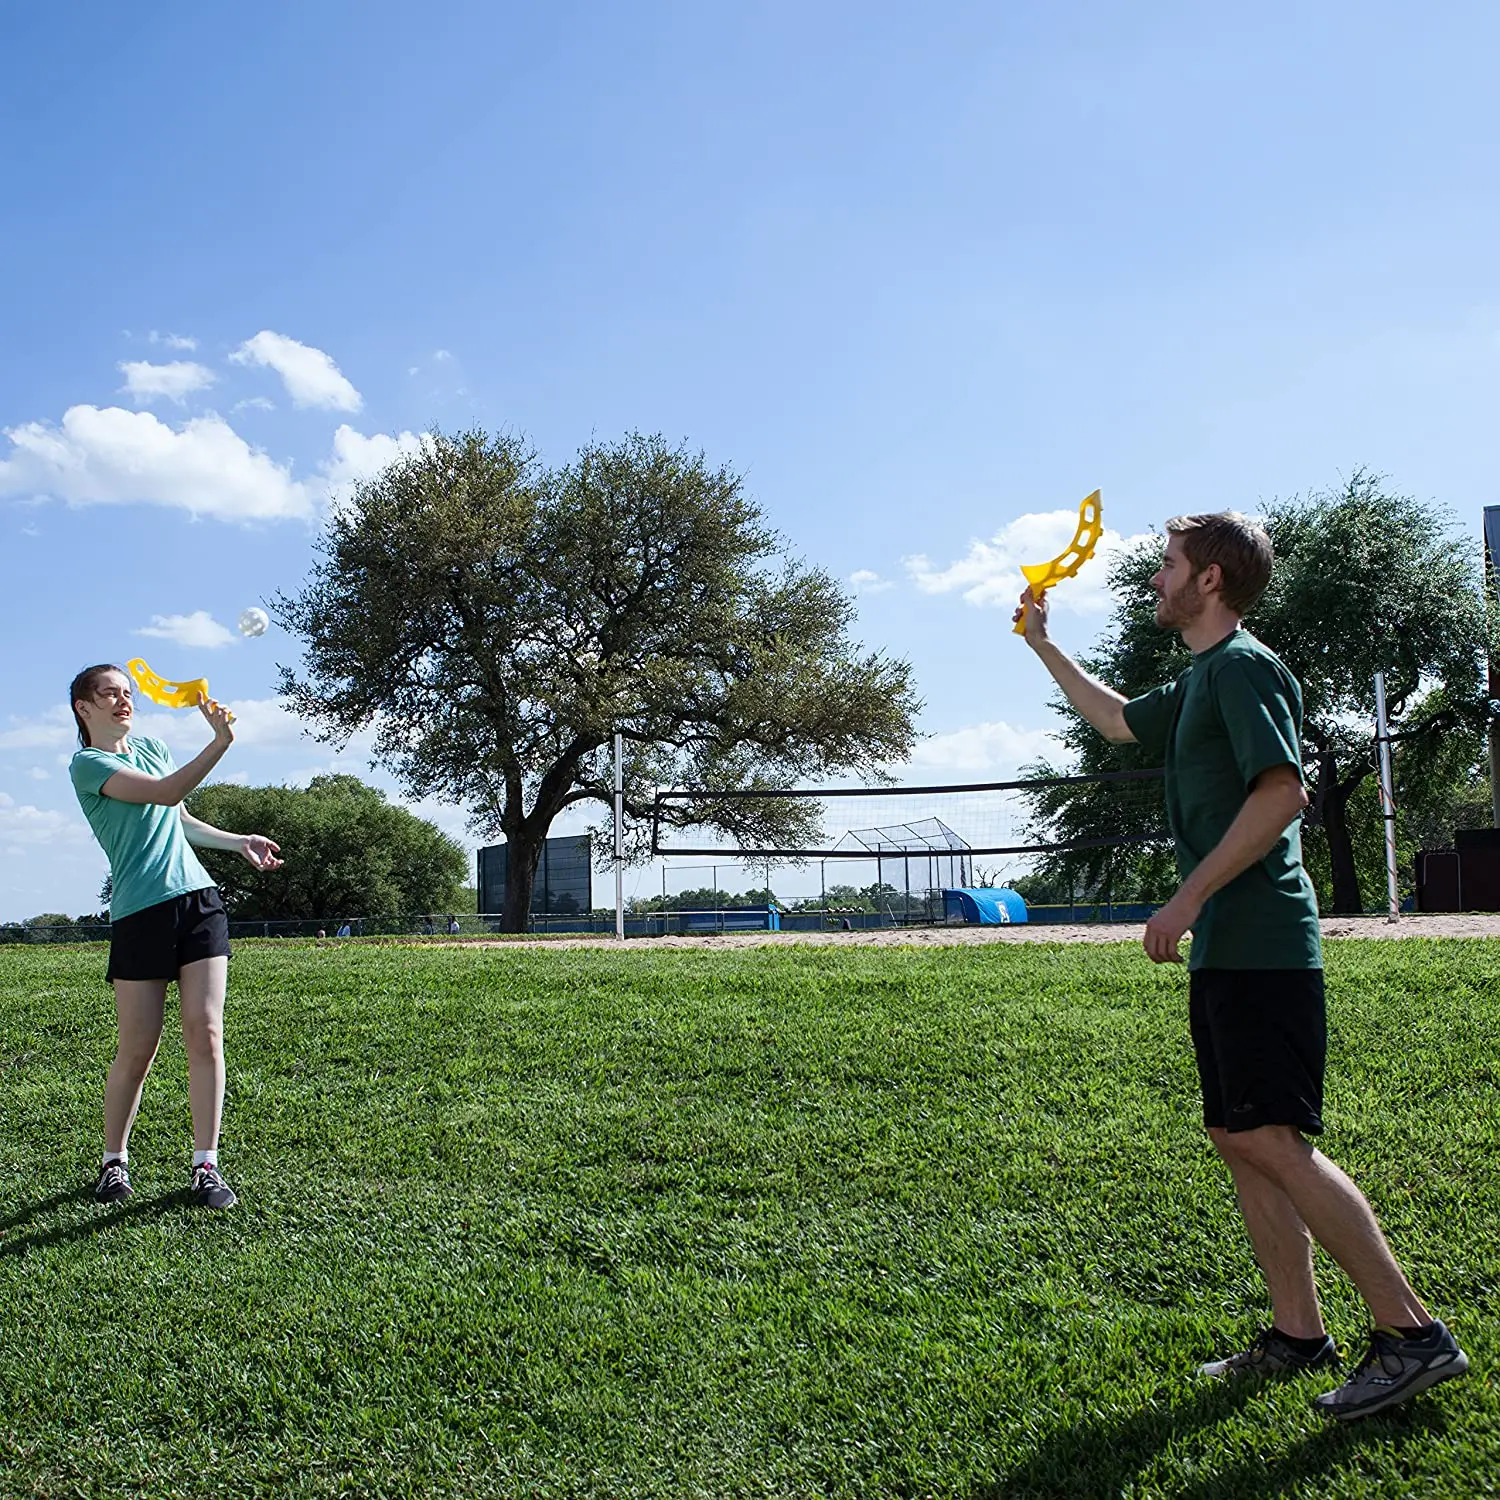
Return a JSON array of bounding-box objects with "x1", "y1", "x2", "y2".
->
[{"x1": 649, "y1": 768, "x2": 1169, "y2": 875}]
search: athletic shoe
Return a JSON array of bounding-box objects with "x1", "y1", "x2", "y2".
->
[
  {"x1": 189, "y1": 1162, "x2": 237, "y2": 1210},
  {"x1": 93, "y1": 1160, "x2": 133, "y2": 1203},
  {"x1": 1313, "y1": 1321, "x2": 1469, "y2": 1421},
  {"x1": 1198, "y1": 1327, "x2": 1339, "y2": 1380}
]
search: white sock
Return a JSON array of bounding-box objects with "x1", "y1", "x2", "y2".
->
[
  {"x1": 192, "y1": 1150, "x2": 216, "y2": 1168},
  {"x1": 103, "y1": 1150, "x2": 127, "y2": 1167}
]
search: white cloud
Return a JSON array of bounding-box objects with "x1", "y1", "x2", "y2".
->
[
  {"x1": 118, "y1": 360, "x2": 216, "y2": 405},
  {"x1": 128, "y1": 697, "x2": 313, "y2": 758},
  {"x1": 232, "y1": 396, "x2": 276, "y2": 414},
  {"x1": 906, "y1": 721, "x2": 1065, "y2": 777},
  {"x1": 0, "y1": 709, "x2": 73, "y2": 753},
  {"x1": 849, "y1": 568, "x2": 894, "y2": 595},
  {"x1": 321, "y1": 424, "x2": 429, "y2": 512},
  {"x1": 283, "y1": 761, "x2": 344, "y2": 788},
  {"x1": 397, "y1": 792, "x2": 478, "y2": 850},
  {"x1": 0, "y1": 405, "x2": 312, "y2": 521},
  {"x1": 28, "y1": 767, "x2": 48, "y2": 780},
  {"x1": 0, "y1": 794, "x2": 90, "y2": 847},
  {"x1": 149, "y1": 331, "x2": 198, "y2": 351},
  {"x1": 124, "y1": 699, "x2": 377, "y2": 774},
  {"x1": 230, "y1": 330, "x2": 362, "y2": 412},
  {"x1": 905, "y1": 510, "x2": 1157, "y2": 613},
  {"x1": 432, "y1": 349, "x2": 453, "y2": 362},
  {"x1": 134, "y1": 610, "x2": 237, "y2": 649}
]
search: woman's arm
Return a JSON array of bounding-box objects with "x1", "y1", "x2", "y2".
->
[
  {"x1": 99, "y1": 698, "x2": 235, "y2": 806},
  {"x1": 180, "y1": 809, "x2": 284, "y2": 871}
]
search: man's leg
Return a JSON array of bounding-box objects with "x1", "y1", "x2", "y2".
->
[
  {"x1": 1209, "y1": 1127, "x2": 1324, "y2": 1338},
  {"x1": 1193, "y1": 969, "x2": 1336, "y2": 1377},
  {"x1": 178, "y1": 955, "x2": 228, "y2": 1156},
  {"x1": 105, "y1": 980, "x2": 168, "y2": 1153},
  {"x1": 1217, "y1": 1125, "x2": 1429, "y2": 1329}
]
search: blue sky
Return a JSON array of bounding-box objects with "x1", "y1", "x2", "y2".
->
[{"x1": 4, "y1": 1, "x2": 1500, "y2": 920}]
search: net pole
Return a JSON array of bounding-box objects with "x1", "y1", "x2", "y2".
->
[
  {"x1": 613, "y1": 732, "x2": 624, "y2": 941},
  {"x1": 1374, "y1": 672, "x2": 1400, "y2": 923}
]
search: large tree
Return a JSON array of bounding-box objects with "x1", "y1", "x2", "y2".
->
[
  {"x1": 1021, "y1": 472, "x2": 1492, "y2": 913},
  {"x1": 276, "y1": 430, "x2": 920, "y2": 930},
  {"x1": 186, "y1": 775, "x2": 468, "y2": 921}
]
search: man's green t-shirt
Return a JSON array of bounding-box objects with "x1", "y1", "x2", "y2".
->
[
  {"x1": 69, "y1": 737, "x2": 215, "y2": 922},
  {"x1": 1122, "y1": 630, "x2": 1322, "y2": 971}
]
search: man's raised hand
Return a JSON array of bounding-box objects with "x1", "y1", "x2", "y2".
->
[{"x1": 1013, "y1": 586, "x2": 1052, "y2": 647}]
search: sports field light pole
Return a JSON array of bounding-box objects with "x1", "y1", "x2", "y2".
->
[
  {"x1": 1374, "y1": 672, "x2": 1400, "y2": 924},
  {"x1": 613, "y1": 731, "x2": 625, "y2": 940}
]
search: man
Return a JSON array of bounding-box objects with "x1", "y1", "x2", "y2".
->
[{"x1": 1016, "y1": 511, "x2": 1468, "y2": 1420}]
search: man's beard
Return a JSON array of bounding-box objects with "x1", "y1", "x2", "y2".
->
[{"x1": 1155, "y1": 578, "x2": 1206, "y2": 631}]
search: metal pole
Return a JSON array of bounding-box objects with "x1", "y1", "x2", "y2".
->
[
  {"x1": 1374, "y1": 671, "x2": 1400, "y2": 923},
  {"x1": 613, "y1": 731, "x2": 624, "y2": 940},
  {"x1": 1485, "y1": 507, "x2": 1500, "y2": 825}
]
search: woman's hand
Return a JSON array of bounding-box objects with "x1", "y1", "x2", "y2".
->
[
  {"x1": 197, "y1": 692, "x2": 236, "y2": 744},
  {"x1": 240, "y1": 835, "x2": 282, "y2": 871}
]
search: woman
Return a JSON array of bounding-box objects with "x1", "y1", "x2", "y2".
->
[{"x1": 68, "y1": 663, "x2": 282, "y2": 1209}]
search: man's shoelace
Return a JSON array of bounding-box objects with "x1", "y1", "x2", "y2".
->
[{"x1": 1346, "y1": 1332, "x2": 1404, "y2": 1381}]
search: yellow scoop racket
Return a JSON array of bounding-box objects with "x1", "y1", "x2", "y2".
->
[
  {"x1": 127, "y1": 658, "x2": 233, "y2": 720},
  {"x1": 1012, "y1": 489, "x2": 1103, "y2": 634}
]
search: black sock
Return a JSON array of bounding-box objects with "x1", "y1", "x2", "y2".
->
[
  {"x1": 1395, "y1": 1322, "x2": 1435, "y2": 1341},
  {"x1": 1272, "y1": 1327, "x2": 1330, "y2": 1354}
]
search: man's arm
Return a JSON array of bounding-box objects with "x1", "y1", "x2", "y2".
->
[
  {"x1": 1143, "y1": 763, "x2": 1308, "y2": 963},
  {"x1": 1014, "y1": 588, "x2": 1136, "y2": 743}
]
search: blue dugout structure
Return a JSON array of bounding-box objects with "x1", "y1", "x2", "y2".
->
[{"x1": 942, "y1": 887, "x2": 1028, "y2": 925}]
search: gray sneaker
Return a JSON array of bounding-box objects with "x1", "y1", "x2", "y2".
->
[
  {"x1": 1199, "y1": 1327, "x2": 1338, "y2": 1380},
  {"x1": 93, "y1": 1160, "x2": 132, "y2": 1203},
  {"x1": 1314, "y1": 1321, "x2": 1469, "y2": 1421},
  {"x1": 189, "y1": 1162, "x2": 238, "y2": 1210}
]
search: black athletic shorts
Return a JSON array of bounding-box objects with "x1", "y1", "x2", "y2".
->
[
  {"x1": 107, "y1": 887, "x2": 231, "y2": 982},
  {"x1": 1188, "y1": 968, "x2": 1326, "y2": 1135}
]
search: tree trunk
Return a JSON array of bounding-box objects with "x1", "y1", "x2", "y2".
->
[
  {"x1": 499, "y1": 825, "x2": 542, "y2": 933},
  {"x1": 1314, "y1": 747, "x2": 1374, "y2": 918},
  {"x1": 1318, "y1": 767, "x2": 1368, "y2": 915}
]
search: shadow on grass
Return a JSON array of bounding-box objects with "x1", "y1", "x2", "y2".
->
[
  {"x1": 1170, "y1": 1401, "x2": 1451, "y2": 1500},
  {"x1": 979, "y1": 1377, "x2": 1453, "y2": 1499},
  {"x1": 0, "y1": 1187, "x2": 192, "y2": 1257},
  {"x1": 976, "y1": 1379, "x2": 1258, "y2": 1499},
  {"x1": 0, "y1": 1186, "x2": 93, "y2": 1235}
]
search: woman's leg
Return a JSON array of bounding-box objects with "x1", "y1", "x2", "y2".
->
[
  {"x1": 178, "y1": 955, "x2": 228, "y2": 1156},
  {"x1": 105, "y1": 981, "x2": 168, "y2": 1153}
]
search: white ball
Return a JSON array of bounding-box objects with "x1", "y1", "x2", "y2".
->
[{"x1": 238, "y1": 607, "x2": 270, "y2": 638}]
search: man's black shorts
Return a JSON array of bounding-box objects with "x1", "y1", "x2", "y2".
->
[
  {"x1": 107, "y1": 887, "x2": 231, "y2": 982},
  {"x1": 1188, "y1": 968, "x2": 1326, "y2": 1135}
]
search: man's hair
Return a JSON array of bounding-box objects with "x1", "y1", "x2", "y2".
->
[{"x1": 1164, "y1": 512, "x2": 1273, "y2": 616}]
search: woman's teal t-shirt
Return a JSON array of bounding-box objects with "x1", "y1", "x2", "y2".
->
[{"x1": 69, "y1": 737, "x2": 215, "y2": 921}]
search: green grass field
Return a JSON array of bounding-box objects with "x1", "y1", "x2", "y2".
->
[{"x1": 0, "y1": 938, "x2": 1495, "y2": 1499}]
